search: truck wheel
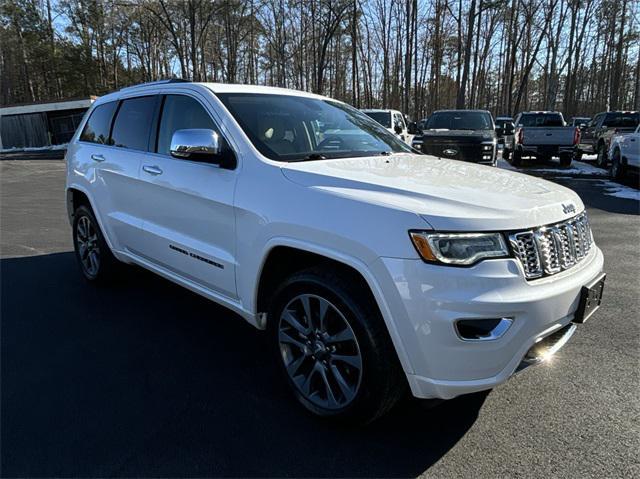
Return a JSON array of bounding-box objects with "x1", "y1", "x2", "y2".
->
[
  {"x1": 502, "y1": 148, "x2": 511, "y2": 162},
  {"x1": 72, "y1": 205, "x2": 120, "y2": 282},
  {"x1": 610, "y1": 149, "x2": 625, "y2": 181},
  {"x1": 574, "y1": 150, "x2": 583, "y2": 162},
  {"x1": 268, "y1": 266, "x2": 405, "y2": 423},
  {"x1": 596, "y1": 144, "x2": 608, "y2": 168},
  {"x1": 560, "y1": 153, "x2": 572, "y2": 168},
  {"x1": 511, "y1": 149, "x2": 523, "y2": 167}
]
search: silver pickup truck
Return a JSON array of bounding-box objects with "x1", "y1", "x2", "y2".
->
[{"x1": 503, "y1": 111, "x2": 580, "y2": 167}]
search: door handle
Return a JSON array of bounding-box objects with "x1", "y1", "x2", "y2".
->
[
  {"x1": 91, "y1": 154, "x2": 105, "y2": 162},
  {"x1": 143, "y1": 165, "x2": 163, "y2": 175}
]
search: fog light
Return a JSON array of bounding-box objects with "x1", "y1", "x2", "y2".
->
[{"x1": 455, "y1": 317, "x2": 513, "y2": 341}]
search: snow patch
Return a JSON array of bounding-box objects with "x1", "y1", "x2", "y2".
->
[
  {"x1": 0, "y1": 143, "x2": 68, "y2": 153},
  {"x1": 497, "y1": 158, "x2": 607, "y2": 176},
  {"x1": 597, "y1": 180, "x2": 640, "y2": 201}
]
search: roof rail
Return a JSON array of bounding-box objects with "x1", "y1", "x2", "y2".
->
[{"x1": 119, "y1": 79, "x2": 190, "y2": 92}]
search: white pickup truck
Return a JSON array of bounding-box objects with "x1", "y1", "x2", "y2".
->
[
  {"x1": 66, "y1": 81, "x2": 605, "y2": 423},
  {"x1": 504, "y1": 111, "x2": 580, "y2": 167}
]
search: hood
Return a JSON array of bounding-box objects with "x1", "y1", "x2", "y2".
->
[{"x1": 281, "y1": 154, "x2": 584, "y2": 231}]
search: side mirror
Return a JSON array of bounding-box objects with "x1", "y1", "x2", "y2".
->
[
  {"x1": 495, "y1": 126, "x2": 504, "y2": 136},
  {"x1": 407, "y1": 121, "x2": 418, "y2": 134},
  {"x1": 394, "y1": 123, "x2": 403, "y2": 134},
  {"x1": 170, "y1": 129, "x2": 236, "y2": 168},
  {"x1": 504, "y1": 123, "x2": 515, "y2": 135}
]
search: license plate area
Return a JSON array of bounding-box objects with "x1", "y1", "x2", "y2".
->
[{"x1": 573, "y1": 273, "x2": 606, "y2": 324}]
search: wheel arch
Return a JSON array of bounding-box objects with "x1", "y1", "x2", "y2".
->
[
  {"x1": 66, "y1": 185, "x2": 117, "y2": 253},
  {"x1": 254, "y1": 240, "x2": 414, "y2": 375}
]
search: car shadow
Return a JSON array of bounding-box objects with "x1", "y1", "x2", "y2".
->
[{"x1": 1, "y1": 252, "x2": 486, "y2": 477}]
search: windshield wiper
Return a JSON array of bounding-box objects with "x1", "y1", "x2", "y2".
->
[{"x1": 299, "y1": 153, "x2": 327, "y2": 162}]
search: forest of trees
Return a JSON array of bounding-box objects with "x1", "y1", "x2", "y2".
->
[{"x1": 1, "y1": 0, "x2": 639, "y2": 120}]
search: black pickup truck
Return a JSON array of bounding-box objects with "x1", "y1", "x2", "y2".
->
[
  {"x1": 577, "y1": 111, "x2": 639, "y2": 167},
  {"x1": 411, "y1": 110, "x2": 499, "y2": 166}
]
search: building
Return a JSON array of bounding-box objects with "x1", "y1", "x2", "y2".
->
[{"x1": 0, "y1": 97, "x2": 96, "y2": 150}]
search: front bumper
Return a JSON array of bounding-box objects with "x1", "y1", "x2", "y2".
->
[{"x1": 371, "y1": 245, "x2": 604, "y2": 399}]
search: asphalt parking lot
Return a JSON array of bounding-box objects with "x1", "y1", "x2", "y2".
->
[{"x1": 1, "y1": 158, "x2": 639, "y2": 477}]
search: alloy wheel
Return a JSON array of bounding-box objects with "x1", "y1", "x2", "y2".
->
[
  {"x1": 278, "y1": 294, "x2": 362, "y2": 410},
  {"x1": 76, "y1": 215, "x2": 100, "y2": 277}
]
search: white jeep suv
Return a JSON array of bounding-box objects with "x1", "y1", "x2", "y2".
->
[{"x1": 66, "y1": 81, "x2": 605, "y2": 423}]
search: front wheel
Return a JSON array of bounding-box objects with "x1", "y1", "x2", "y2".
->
[
  {"x1": 596, "y1": 144, "x2": 608, "y2": 168},
  {"x1": 268, "y1": 267, "x2": 405, "y2": 423},
  {"x1": 502, "y1": 148, "x2": 511, "y2": 162}
]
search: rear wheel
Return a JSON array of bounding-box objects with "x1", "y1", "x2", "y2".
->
[
  {"x1": 596, "y1": 143, "x2": 608, "y2": 168},
  {"x1": 511, "y1": 149, "x2": 523, "y2": 167},
  {"x1": 72, "y1": 205, "x2": 120, "y2": 282},
  {"x1": 574, "y1": 150, "x2": 583, "y2": 162},
  {"x1": 268, "y1": 267, "x2": 405, "y2": 423},
  {"x1": 610, "y1": 149, "x2": 625, "y2": 181},
  {"x1": 502, "y1": 148, "x2": 511, "y2": 162},
  {"x1": 560, "y1": 153, "x2": 573, "y2": 168}
]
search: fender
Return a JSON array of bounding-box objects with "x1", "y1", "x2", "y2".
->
[{"x1": 255, "y1": 236, "x2": 416, "y2": 375}]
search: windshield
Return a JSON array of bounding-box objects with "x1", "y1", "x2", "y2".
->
[
  {"x1": 604, "y1": 112, "x2": 639, "y2": 128},
  {"x1": 425, "y1": 111, "x2": 493, "y2": 130},
  {"x1": 518, "y1": 113, "x2": 564, "y2": 127},
  {"x1": 362, "y1": 111, "x2": 392, "y2": 128},
  {"x1": 216, "y1": 94, "x2": 412, "y2": 161}
]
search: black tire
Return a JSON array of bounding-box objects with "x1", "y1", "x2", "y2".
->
[
  {"x1": 72, "y1": 205, "x2": 120, "y2": 282},
  {"x1": 610, "y1": 148, "x2": 625, "y2": 181},
  {"x1": 502, "y1": 148, "x2": 511, "y2": 162},
  {"x1": 560, "y1": 153, "x2": 572, "y2": 168},
  {"x1": 511, "y1": 148, "x2": 523, "y2": 167},
  {"x1": 596, "y1": 143, "x2": 608, "y2": 168},
  {"x1": 268, "y1": 266, "x2": 406, "y2": 423},
  {"x1": 573, "y1": 150, "x2": 583, "y2": 162}
]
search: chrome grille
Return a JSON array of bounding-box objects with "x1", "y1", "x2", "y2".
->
[{"x1": 509, "y1": 213, "x2": 593, "y2": 279}]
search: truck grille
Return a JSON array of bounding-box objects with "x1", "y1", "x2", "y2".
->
[{"x1": 509, "y1": 212, "x2": 593, "y2": 279}]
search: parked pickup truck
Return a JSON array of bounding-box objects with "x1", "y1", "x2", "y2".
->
[
  {"x1": 577, "y1": 111, "x2": 639, "y2": 167},
  {"x1": 66, "y1": 81, "x2": 605, "y2": 423},
  {"x1": 503, "y1": 111, "x2": 579, "y2": 167},
  {"x1": 608, "y1": 125, "x2": 640, "y2": 181},
  {"x1": 411, "y1": 109, "x2": 498, "y2": 166}
]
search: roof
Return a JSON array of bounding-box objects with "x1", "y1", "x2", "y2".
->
[
  {"x1": 0, "y1": 97, "x2": 96, "y2": 116},
  {"x1": 92, "y1": 81, "x2": 331, "y2": 107}
]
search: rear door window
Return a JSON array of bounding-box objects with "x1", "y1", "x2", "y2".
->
[
  {"x1": 156, "y1": 95, "x2": 219, "y2": 156},
  {"x1": 111, "y1": 96, "x2": 157, "y2": 151},
  {"x1": 79, "y1": 102, "x2": 117, "y2": 145}
]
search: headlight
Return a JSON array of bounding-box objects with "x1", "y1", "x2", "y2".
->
[
  {"x1": 409, "y1": 231, "x2": 509, "y2": 265},
  {"x1": 482, "y1": 144, "x2": 493, "y2": 151}
]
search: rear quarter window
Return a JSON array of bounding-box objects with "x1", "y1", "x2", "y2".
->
[{"x1": 79, "y1": 102, "x2": 117, "y2": 144}]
